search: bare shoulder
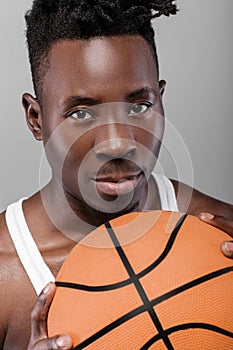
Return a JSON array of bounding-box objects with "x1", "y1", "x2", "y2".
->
[
  {"x1": 0, "y1": 210, "x2": 18, "y2": 287},
  {"x1": 0, "y1": 210, "x2": 37, "y2": 349},
  {"x1": 171, "y1": 179, "x2": 233, "y2": 218}
]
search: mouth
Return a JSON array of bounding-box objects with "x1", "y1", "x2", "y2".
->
[{"x1": 92, "y1": 171, "x2": 144, "y2": 196}]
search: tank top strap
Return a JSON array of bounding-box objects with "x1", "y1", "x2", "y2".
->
[
  {"x1": 152, "y1": 173, "x2": 179, "y2": 212},
  {"x1": 5, "y1": 177, "x2": 178, "y2": 294},
  {"x1": 5, "y1": 198, "x2": 55, "y2": 296}
]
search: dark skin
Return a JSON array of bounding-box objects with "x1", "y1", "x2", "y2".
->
[{"x1": 0, "y1": 35, "x2": 232, "y2": 350}]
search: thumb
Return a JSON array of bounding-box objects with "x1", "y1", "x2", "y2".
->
[{"x1": 31, "y1": 334, "x2": 73, "y2": 350}]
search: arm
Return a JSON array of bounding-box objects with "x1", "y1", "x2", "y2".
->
[
  {"x1": 171, "y1": 179, "x2": 233, "y2": 257},
  {"x1": 171, "y1": 179, "x2": 233, "y2": 217}
]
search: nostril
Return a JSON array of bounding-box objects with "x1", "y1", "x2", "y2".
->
[
  {"x1": 94, "y1": 139, "x2": 136, "y2": 159},
  {"x1": 124, "y1": 147, "x2": 136, "y2": 159}
]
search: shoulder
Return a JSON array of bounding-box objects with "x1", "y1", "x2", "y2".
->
[
  {"x1": 0, "y1": 210, "x2": 16, "y2": 268},
  {"x1": 170, "y1": 179, "x2": 233, "y2": 218},
  {"x1": 0, "y1": 210, "x2": 36, "y2": 347},
  {"x1": 0, "y1": 211, "x2": 10, "y2": 344}
]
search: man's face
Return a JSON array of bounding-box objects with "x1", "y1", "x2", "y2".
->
[{"x1": 38, "y1": 35, "x2": 165, "y2": 217}]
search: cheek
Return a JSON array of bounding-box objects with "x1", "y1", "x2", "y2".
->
[
  {"x1": 137, "y1": 131, "x2": 162, "y2": 151},
  {"x1": 42, "y1": 119, "x2": 94, "y2": 179},
  {"x1": 133, "y1": 115, "x2": 164, "y2": 173},
  {"x1": 61, "y1": 134, "x2": 96, "y2": 197},
  {"x1": 63, "y1": 135, "x2": 93, "y2": 175},
  {"x1": 136, "y1": 131, "x2": 162, "y2": 173},
  {"x1": 135, "y1": 113, "x2": 164, "y2": 151}
]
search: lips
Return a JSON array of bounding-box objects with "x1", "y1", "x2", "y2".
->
[
  {"x1": 95, "y1": 171, "x2": 142, "y2": 183},
  {"x1": 92, "y1": 171, "x2": 143, "y2": 196}
]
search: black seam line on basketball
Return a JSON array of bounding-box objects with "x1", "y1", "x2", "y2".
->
[
  {"x1": 56, "y1": 266, "x2": 233, "y2": 304},
  {"x1": 55, "y1": 214, "x2": 188, "y2": 293},
  {"x1": 150, "y1": 266, "x2": 233, "y2": 307},
  {"x1": 72, "y1": 305, "x2": 149, "y2": 350},
  {"x1": 105, "y1": 221, "x2": 174, "y2": 350},
  {"x1": 59, "y1": 215, "x2": 187, "y2": 350},
  {"x1": 72, "y1": 225, "x2": 174, "y2": 350},
  {"x1": 140, "y1": 323, "x2": 233, "y2": 349},
  {"x1": 72, "y1": 267, "x2": 233, "y2": 350}
]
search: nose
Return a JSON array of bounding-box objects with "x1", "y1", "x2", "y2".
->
[{"x1": 94, "y1": 123, "x2": 136, "y2": 159}]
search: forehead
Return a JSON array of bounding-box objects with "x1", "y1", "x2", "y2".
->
[{"x1": 42, "y1": 35, "x2": 158, "y2": 102}]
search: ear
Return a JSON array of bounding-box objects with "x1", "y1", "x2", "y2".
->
[
  {"x1": 22, "y1": 93, "x2": 43, "y2": 141},
  {"x1": 159, "y1": 80, "x2": 166, "y2": 98}
]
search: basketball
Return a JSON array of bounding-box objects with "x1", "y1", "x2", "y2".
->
[{"x1": 47, "y1": 211, "x2": 233, "y2": 349}]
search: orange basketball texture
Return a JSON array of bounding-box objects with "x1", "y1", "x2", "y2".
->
[{"x1": 47, "y1": 211, "x2": 233, "y2": 349}]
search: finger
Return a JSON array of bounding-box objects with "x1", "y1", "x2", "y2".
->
[
  {"x1": 199, "y1": 213, "x2": 233, "y2": 237},
  {"x1": 30, "y1": 282, "x2": 56, "y2": 341},
  {"x1": 221, "y1": 241, "x2": 233, "y2": 258},
  {"x1": 198, "y1": 213, "x2": 233, "y2": 258},
  {"x1": 32, "y1": 335, "x2": 73, "y2": 350}
]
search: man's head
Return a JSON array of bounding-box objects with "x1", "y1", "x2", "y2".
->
[
  {"x1": 23, "y1": 1, "x2": 178, "y2": 226},
  {"x1": 25, "y1": 0, "x2": 178, "y2": 101}
]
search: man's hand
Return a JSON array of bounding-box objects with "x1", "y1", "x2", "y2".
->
[
  {"x1": 199, "y1": 213, "x2": 233, "y2": 258},
  {"x1": 28, "y1": 282, "x2": 73, "y2": 350}
]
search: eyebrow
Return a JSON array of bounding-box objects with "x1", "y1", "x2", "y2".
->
[
  {"x1": 60, "y1": 96, "x2": 100, "y2": 109},
  {"x1": 127, "y1": 87, "x2": 158, "y2": 100},
  {"x1": 59, "y1": 87, "x2": 157, "y2": 109}
]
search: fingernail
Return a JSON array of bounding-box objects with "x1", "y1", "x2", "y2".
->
[
  {"x1": 223, "y1": 241, "x2": 233, "y2": 253},
  {"x1": 56, "y1": 335, "x2": 69, "y2": 348},
  {"x1": 42, "y1": 282, "x2": 53, "y2": 295},
  {"x1": 199, "y1": 213, "x2": 215, "y2": 221}
]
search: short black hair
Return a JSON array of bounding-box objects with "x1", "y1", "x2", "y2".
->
[{"x1": 25, "y1": 0, "x2": 178, "y2": 100}]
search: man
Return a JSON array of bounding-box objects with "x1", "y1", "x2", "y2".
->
[{"x1": 0, "y1": 0, "x2": 232, "y2": 349}]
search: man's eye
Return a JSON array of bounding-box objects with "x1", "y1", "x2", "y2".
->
[
  {"x1": 128, "y1": 103, "x2": 151, "y2": 116},
  {"x1": 68, "y1": 109, "x2": 94, "y2": 122}
]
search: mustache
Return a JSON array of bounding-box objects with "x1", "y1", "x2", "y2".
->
[{"x1": 96, "y1": 159, "x2": 143, "y2": 177}]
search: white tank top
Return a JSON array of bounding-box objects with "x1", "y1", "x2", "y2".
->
[{"x1": 5, "y1": 174, "x2": 179, "y2": 295}]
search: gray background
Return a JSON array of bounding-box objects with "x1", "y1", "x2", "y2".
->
[{"x1": 0, "y1": 0, "x2": 233, "y2": 212}]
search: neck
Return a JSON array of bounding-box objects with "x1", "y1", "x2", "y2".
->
[{"x1": 38, "y1": 174, "x2": 160, "y2": 242}]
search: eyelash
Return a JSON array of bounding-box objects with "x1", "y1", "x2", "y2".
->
[
  {"x1": 66, "y1": 102, "x2": 153, "y2": 122},
  {"x1": 66, "y1": 109, "x2": 95, "y2": 123},
  {"x1": 128, "y1": 102, "x2": 153, "y2": 116}
]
